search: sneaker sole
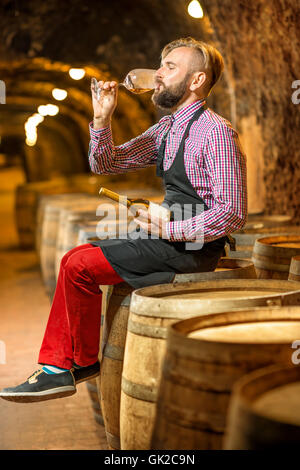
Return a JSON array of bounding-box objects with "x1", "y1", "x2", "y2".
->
[
  {"x1": 0, "y1": 387, "x2": 76, "y2": 403},
  {"x1": 75, "y1": 371, "x2": 100, "y2": 384}
]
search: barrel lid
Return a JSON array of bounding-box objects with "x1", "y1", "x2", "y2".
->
[
  {"x1": 230, "y1": 364, "x2": 300, "y2": 427},
  {"x1": 169, "y1": 305, "x2": 300, "y2": 343},
  {"x1": 254, "y1": 235, "x2": 300, "y2": 256},
  {"x1": 130, "y1": 280, "x2": 300, "y2": 318},
  {"x1": 173, "y1": 257, "x2": 255, "y2": 283}
]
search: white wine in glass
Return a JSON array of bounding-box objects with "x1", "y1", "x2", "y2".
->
[{"x1": 91, "y1": 68, "x2": 156, "y2": 100}]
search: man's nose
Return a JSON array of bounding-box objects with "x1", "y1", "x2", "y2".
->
[{"x1": 155, "y1": 67, "x2": 164, "y2": 80}]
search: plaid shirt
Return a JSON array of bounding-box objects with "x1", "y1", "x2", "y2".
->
[{"x1": 88, "y1": 100, "x2": 247, "y2": 242}]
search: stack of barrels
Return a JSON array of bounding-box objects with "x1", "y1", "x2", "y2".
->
[
  {"x1": 15, "y1": 174, "x2": 108, "y2": 249},
  {"x1": 120, "y1": 281, "x2": 300, "y2": 450},
  {"x1": 29, "y1": 183, "x2": 300, "y2": 450},
  {"x1": 116, "y1": 213, "x2": 300, "y2": 450},
  {"x1": 227, "y1": 214, "x2": 299, "y2": 259}
]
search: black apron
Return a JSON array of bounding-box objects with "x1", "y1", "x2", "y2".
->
[{"x1": 92, "y1": 105, "x2": 226, "y2": 288}]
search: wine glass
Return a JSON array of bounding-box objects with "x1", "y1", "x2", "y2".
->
[{"x1": 91, "y1": 69, "x2": 156, "y2": 100}]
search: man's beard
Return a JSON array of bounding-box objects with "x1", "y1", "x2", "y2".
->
[{"x1": 151, "y1": 74, "x2": 191, "y2": 110}]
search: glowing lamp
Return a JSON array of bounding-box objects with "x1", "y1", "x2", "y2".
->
[
  {"x1": 69, "y1": 68, "x2": 86, "y2": 80},
  {"x1": 188, "y1": 0, "x2": 204, "y2": 18},
  {"x1": 52, "y1": 88, "x2": 67, "y2": 101}
]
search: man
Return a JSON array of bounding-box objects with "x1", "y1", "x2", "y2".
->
[{"x1": 0, "y1": 37, "x2": 247, "y2": 403}]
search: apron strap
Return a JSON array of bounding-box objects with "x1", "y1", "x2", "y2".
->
[
  {"x1": 156, "y1": 103, "x2": 207, "y2": 177},
  {"x1": 225, "y1": 234, "x2": 236, "y2": 251}
]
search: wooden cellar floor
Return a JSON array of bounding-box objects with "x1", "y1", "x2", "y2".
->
[{"x1": 0, "y1": 170, "x2": 108, "y2": 450}]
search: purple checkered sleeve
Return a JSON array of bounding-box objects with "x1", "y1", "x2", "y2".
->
[{"x1": 88, "y1": 122, "x2": 162, "y2": 173}]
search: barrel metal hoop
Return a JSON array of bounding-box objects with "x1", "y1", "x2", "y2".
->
[
  {"x1": 156, "y1": 402, "x2": 226, "y2": 434},
  {"x1": 85, "y1": 381, "x2": 98, "y2": 393},
  {"x1": 130, "y1": 307, "x2": 196, "y2": 319},
  {"x1": 103, "y1": 343, "x2": 124, "y2": 361},
  {"x1": 109, "y1": 294, "x2": 131, "y2": 307},
  {"x1": 289, "y1": 273, "x2": 300, "y2": 281},
  {"x1": 127, "y1": 318, "x2": 168, "y2": 339},
  {"x1": 254, "y1": 240, "x2": 300, "y2": 258},
  {"x1": 91, "y1": 401, "x2": 101, "y2": 411},
  {"x1": 252, "y1": 257, "x2": 290, "y2": 272},
  {"x1": 106, "y1": 431, "x2": 121, "y2": 449},
  {"x1": 121, "y1": 377, "x2": 158, "y2": 403},
  {"x1": 95, "y1": 414, "x2": 105, "y2": 426}
]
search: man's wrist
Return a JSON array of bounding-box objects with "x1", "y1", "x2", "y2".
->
[{"x1": 93, "y1": 116, "x2": 111, "y2": 130}]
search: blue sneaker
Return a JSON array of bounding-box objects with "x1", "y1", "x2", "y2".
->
[
  {"x1": 72, "y1": 361, "x2": 100, "y2": 384},
  {"x1": 0, "y1": 369, "x2": 76, "y2": 403}
]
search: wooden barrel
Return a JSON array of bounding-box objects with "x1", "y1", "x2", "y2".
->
[
  {"x1": 68, "y1": 173, "x2": 107, "y2": 195},
  {"x1": 70, "y1": 177, "x2": 164, "y2": 200},
  {"x1": 40, "y1": 197, "x2": 100, "y2": 300},
  {"x1": 86, "y1": 378, "x2": 104, "y2": 426},
  {"x1": 55, "y1": 210, "x2": 106, "y2": 281},
  {"x1": 35, "y1": 192, "x2": 90, "y2": 253},
  {"x1": 98, "y1": 282, "x2": 134, "y2": 450},
  {"x1": 78, "y1": 229, "x2": 99, "y2": 245},
  {"x1": 289, "y1": 255, "x2": 300, "y2": 282},
  {"x1": 243, "y1": 214, "x2": 292, "y2": 229},
  {"x1": 55, "y1": 212, "x2": 98, "y2": 278},
  {"x1": 98, "y1": 259, "x2": 255, "y2": 451},
  {"x1": 173, "y1": 258, "x2": 256, "y2": 282},
  {"x1": 37, "y1": 182, "x2": 157, "y2": 254},
  {"x1": 77, "y1": 224, "x2": 132, "y2": 246},
  {"x1": 15, "y1": 178, "x2": 78, "y2": 249},
  {"x1": 84, "y1": 303, "x2": 108, "y2": 427},
  {"x1": 228, "y1": 225, "x2": 300, "y2": 259},
  {"x1": 120, "y1": 279, "x2": 300, "y2": 450},
  {"x1": 151, "y1": 306, "x2": 300, "y2": 450},
  {"x1": 252, "y1": 235, "x2": 300, "y2": 279},
  {"x1": 54, "y1": 200, "x2": 129, "y2": 280},
  {"x1": 224, "y1": 364, "x2": 300, "y2": 449},
  {"x1": 15, "y1": 174, "x2": 112, "y2": 249}
]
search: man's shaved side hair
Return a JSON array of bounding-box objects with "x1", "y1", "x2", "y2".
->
[{"x1": 161, "y1": 37, "x2": 224, "y2": 95}]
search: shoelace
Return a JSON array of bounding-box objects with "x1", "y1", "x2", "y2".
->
[{"x1": 27, "y1": 370, "x2": 43, "y2": 382}]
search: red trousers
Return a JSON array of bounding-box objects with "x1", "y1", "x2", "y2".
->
[{"x1": 38, "y1": 244, "x2": 124, "y2": 369}]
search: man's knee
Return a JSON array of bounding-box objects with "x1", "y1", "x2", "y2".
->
[
  {"x1": 64, "y1": 250, "x2": 95, "y2": 284},
  {"x1": 61, "y1": 244, "x2": 92, "y2": 270}
]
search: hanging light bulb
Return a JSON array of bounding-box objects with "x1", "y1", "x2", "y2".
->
[
  {"x1": 24, "y1": 112, "x2": 45, "y2": 147},
  {"x1": 25, "y1": 122, "x2": 37, "y2": 146},
  {"x1": 28, "y1": 113, "x2": 44, "y2": 126},
  {"x1": 187, "y1": 0, "x2": 204, "y2": 18},
  {"x1": 69, "y1": 68, "x2": 86, "y2": 80},
  {"x1": 26, "y1": 137, "x2": 37, "y2": 147},
  {"x1": 52, "y1": 88, "x2": 67, "y2": 101},
  {"x1": 45, "y1": 104, "x2": 59, "y2": 116},
  {"x1": 38, "y1": 105, "x2": 48, "y2": 116}
]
